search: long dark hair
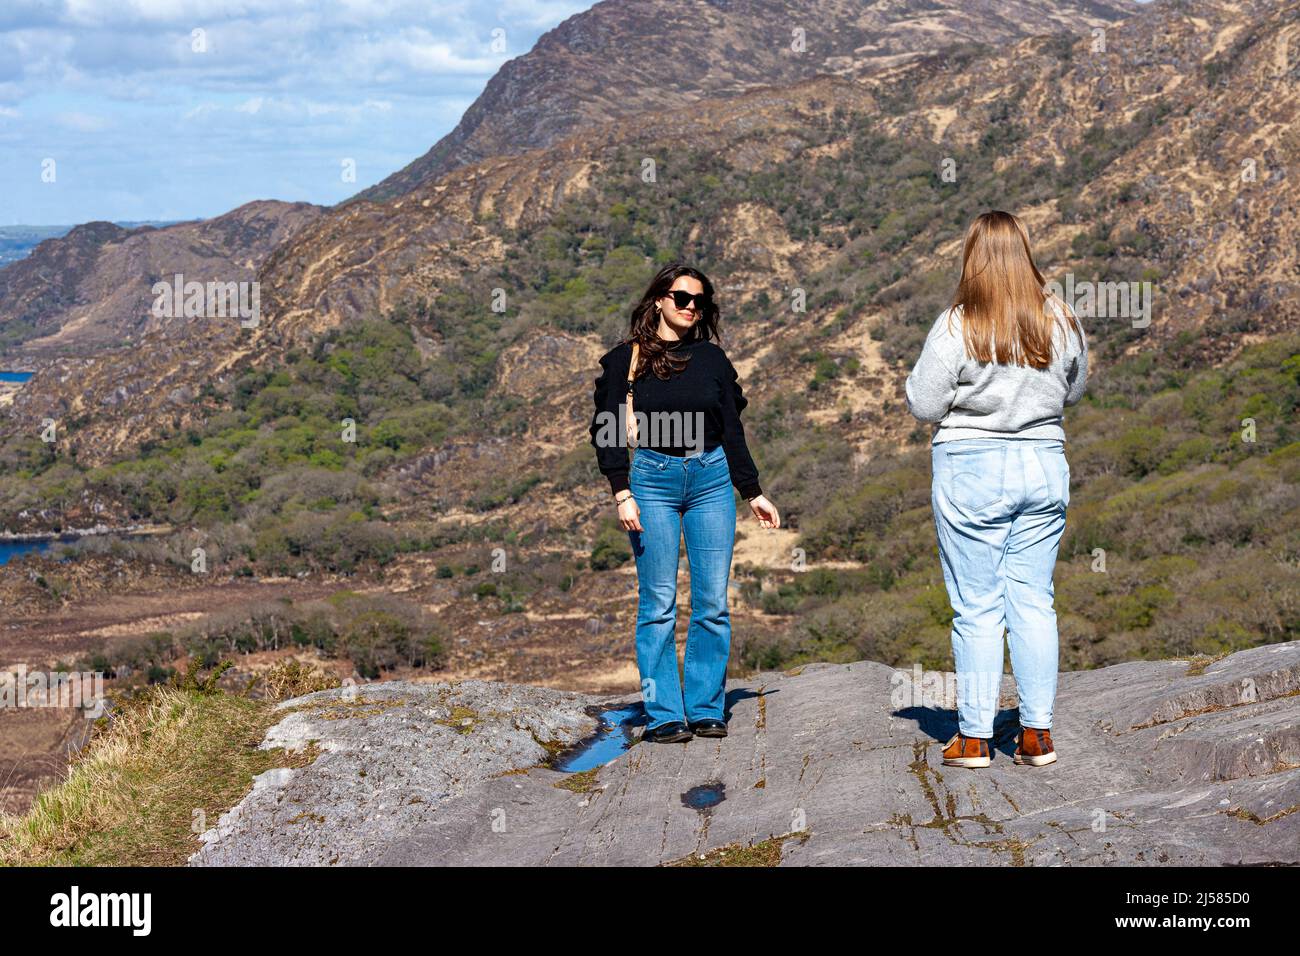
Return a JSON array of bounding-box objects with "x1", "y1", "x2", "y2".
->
[{"x1": 625, "y1": 264, "x2": 720, "y2": 381}]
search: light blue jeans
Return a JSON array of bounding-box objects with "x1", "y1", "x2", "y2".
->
[
  {"x1": 627, "y1": 444, "x2": 736, "y2": 729},
  {"x1": 930, "y1": 438, "x2": 1070, "y2": 738}
]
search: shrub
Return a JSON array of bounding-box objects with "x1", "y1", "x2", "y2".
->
[{"x1": 590, "y1": 520, "x2": 632, "y2": 571}]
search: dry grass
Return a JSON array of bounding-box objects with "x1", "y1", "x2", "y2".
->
[
  {"x1": 553, "y1": 768, "x2": 601, "y2": 794},
  {"x1": 0, "y1": 684, "x2": 316, "y2": 866},
  {"x1": 666, "y1": 831, "x2": 810, "y2": 867},
  {"x1": 257, "y1": 657, "x2": 342, "y2": 702}
]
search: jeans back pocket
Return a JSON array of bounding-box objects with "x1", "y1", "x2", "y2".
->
[
  {"x1": 1033, "y1": 444, "x2": 1070, "y2": 510},
  {"x1": 943, "y1": 443, "x2": 1006, "y2": 512}
]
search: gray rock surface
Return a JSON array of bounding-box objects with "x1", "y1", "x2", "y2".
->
[
  {"x1": 188, "y1": 680, "x2": 597, "y2": 865},
  {"x1": 191, "y1": 642, "x2": 1300, "y2": 866}
]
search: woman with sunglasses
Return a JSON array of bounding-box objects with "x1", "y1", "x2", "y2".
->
[{"x1": 589, "y1": 264, "x2": 780, "y2": 743}]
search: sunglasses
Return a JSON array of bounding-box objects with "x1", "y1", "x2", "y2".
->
[{"x1": 664, "y1": 290, "x2": 710, "y2": 311}]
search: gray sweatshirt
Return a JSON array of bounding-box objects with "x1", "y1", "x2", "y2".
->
[{"x1": 905, "y1": 300, "x2": 1088, "y2": 443}]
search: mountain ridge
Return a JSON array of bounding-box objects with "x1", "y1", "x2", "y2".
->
[
  {"x1": 0, "y1": 200, "x2": 323, "y2": 357},
  {"x1": 350, "y1": 0, "x2": 1141, "y2": 204}
]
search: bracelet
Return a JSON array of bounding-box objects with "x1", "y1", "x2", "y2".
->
[{"x1": 615, "y1": 493, "x2": 635, "y2": 505}]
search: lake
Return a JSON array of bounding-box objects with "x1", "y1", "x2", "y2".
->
[
  {"x1": 0, "y1": 531, "x2": 159, "y2": 567},
  {"x1": 0, "y1": 538, "x2": 56, "y2": 566}
]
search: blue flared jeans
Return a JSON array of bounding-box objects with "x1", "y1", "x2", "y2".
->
[
  {"x1": 627, "y1": 444, "x2": 736, "y2": 729},
  {"x1": 930, "y1": 438, "x2": 1070, "y2": 738}
]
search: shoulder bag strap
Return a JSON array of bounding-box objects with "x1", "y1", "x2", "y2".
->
[{"x1": 625, "y1": 342, "x2": 640, "y2": 450}]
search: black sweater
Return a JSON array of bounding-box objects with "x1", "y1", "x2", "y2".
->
[{"x1": 589, "y1": 337, "x2": 763, "y2": 500}]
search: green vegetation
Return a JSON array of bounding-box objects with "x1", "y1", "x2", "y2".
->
[
  {"x1": 737, "y1": 335, "x2": 1299, "y2": 672},
  {"x1": 82, "y1": 592, "x2": 446, "y2": 682},
  {"x1": 554, "y1": 768, "x2": 601, "y2": 794},
  {"x1": 0, "y1": 320, "x2": 465, "y2": 572},
  {"x1": 0, "y1": 54, "x2": 1291, "y2": 675},
  {"x1": 590, "y1": 518, "x2": 633, "y2": 571},
  {"x1": 0, "y1": 661, "x2": 318, "y2": 866}
]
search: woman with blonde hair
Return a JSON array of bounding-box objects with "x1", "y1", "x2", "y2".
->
[{"x1": 906, "y1": 210, "x2": 1087, "y2": 769}]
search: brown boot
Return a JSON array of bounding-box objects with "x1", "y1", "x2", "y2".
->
[
  {"x1": 1014, "y1": 727, "x2": 1057, "y2": 766},
  {"x1": 941, "y1": 732, "x2": 991, "y2": 768}
]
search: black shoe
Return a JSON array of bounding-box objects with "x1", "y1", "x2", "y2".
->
[
  {"x1": 641, "y1": 721, "x2": 693, "y2": 743},
  {"x1": 688, "y1": 719, "x2": 727, "y2": 738}
]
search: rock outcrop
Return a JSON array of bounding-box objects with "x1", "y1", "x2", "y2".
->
[{"x1": 191, "y1": 640, "x2": 1300, "y2": 866}]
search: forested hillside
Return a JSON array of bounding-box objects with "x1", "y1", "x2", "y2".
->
[{"x1": 0, "y1": 0, "x2": 1295, "y2": 688}]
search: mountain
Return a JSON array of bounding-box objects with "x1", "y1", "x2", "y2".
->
[
  {"x1": 0, "y1": 223, "x2": 184, "y2": 270},
  {"x1": 244, "y1": 0, "x2": 1298, "y2": 364},
  {"x1": 352, "y1": 0, "x2": 1139, "y2": 203},
  {"x1": 0, "y1": 0, "x2": 1136, "y2": 363},
  {"x1": 0, "y1": 0, "x2": 1153, "y2": 461},
  {"x1": 0, "y1": 0, "x2": 1133, "y2": 364},
  {"x1": 0, "y1": 201, "x2": 323, "y2": 356},
  {"x1": 0, "y1": 226, "x2": 74, "y2": 269}
]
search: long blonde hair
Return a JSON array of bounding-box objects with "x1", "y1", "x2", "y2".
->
[{"x1": 951, "y1": 210, "x2": 1081, "y2": 370}]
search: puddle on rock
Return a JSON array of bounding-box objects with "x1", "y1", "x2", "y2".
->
[
  {"x1": 681, "y1": 781, "x2": 727, "y2": 812},
  {"x1": 552, "y1": 705, "x2": 647, "y2": 774}
]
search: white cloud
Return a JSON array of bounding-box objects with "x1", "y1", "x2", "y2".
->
[
  {"x1": 4, "y1": 2, "x2": 537, "y2": 98},
  {"x1": 55, "y1": 109, "x2": 109, "y2": 131},
  {"x1": 358, "y1": 32, "x2": 504, "y2": 76},
  {"x1": 185, "y1": 95, "x2": 394, "y2": 122},
  {"x1": 0, "y1": 0, "x2": 598, "y2": 222}
]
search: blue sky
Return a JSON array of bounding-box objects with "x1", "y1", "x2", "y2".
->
[{"x1": 0, "y1": 0, "x2": 596, "y2": 225}]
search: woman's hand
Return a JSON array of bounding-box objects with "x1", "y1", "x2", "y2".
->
[
  {"x1": 748, "y1": 495, "x2": 780, "y2": 529},
  {"x1": 617, "y1": 495, "x2": 643, "y2": 532}
]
